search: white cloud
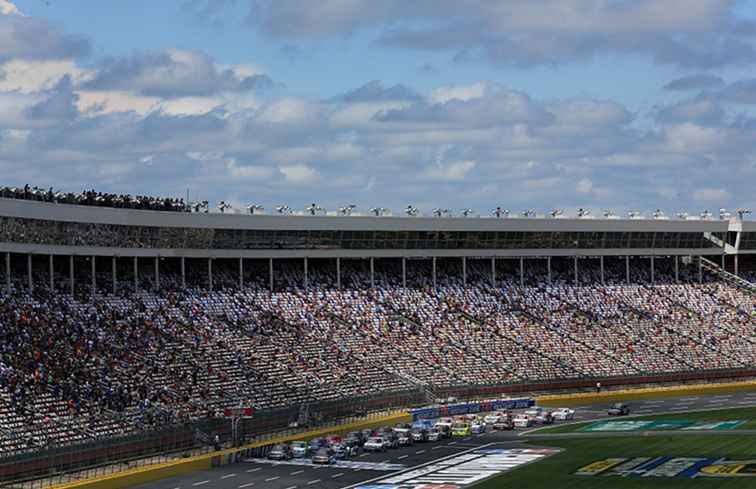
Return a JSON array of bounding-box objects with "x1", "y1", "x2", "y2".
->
[
  {"x1": 429, "y1": 82, "x2": 489, "y2": 104},
  {"x1": 693, "y1": 187, "x2": 730, "y2": 201},
  {"x1": 280, "y1": 164, "x2": 320, "y2": 185},
  {"x1": 0, "y1": 0, "x2": 21, "y2": 16},
  {"x1": 423, "y1": 160, "x2": 476, "y2": 181}
]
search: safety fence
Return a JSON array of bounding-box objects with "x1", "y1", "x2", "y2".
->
[{"x1": 0, "y1": 389, "x2": 425, "y2": 488}]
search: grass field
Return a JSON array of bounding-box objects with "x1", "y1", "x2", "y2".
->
[
  {"x1": 474, "y1": 435, "x2": 756, "y2": 488},
  {"x1": 534, "y1": 406, "x2": 756, "y2": 434}
]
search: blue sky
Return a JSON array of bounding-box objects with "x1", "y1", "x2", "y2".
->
[{"x1": 2, "y1": 0, "x2": 756, "y2": 216}]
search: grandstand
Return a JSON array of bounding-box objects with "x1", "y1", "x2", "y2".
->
[{"x1": 0, "y1": 195, "x2": 754, "y2": 482}]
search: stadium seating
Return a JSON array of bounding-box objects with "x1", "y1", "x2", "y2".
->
[{"x1": 0, "y1": 258, "x2": 753, "y2": 456}]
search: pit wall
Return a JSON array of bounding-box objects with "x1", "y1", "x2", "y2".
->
[
  {"x1": 51, "y1": 412, "x2": 411, "y2": 489},
  {"x1": 537, "y1": 379, "x2": 756, "y2": 406}
]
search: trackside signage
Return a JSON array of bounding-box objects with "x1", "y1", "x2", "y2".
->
[
  {"x1": 575, "y1": 456, "x2": 756, "y2": 478},
  {"x1": 410, "y1": 398, "x2": 534, "y2": 421}
]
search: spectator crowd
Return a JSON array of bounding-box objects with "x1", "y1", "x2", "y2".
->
[{"x1": 0, "y1": 257, "x2": 753, "y2": 457}]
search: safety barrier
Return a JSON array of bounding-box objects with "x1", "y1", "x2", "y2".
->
[
  {"x1": 536, "y1": 379, "x2": 756, "y2": 406},
  {"x1": 409, "y1": 398, "x2": 534, "y2": 421},
  {"x1": 49, "y1": 411, "x2": 411, "y2": 489}
]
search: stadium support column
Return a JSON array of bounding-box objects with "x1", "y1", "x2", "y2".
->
[
  {"x1": 547, "y1": 256, "x2": 552, "y2": 284},
  {"x1": 90, "y1": 256, "x2": 96, "y2": 299},
  {"x1": 491, "y1": 257, "x2": 496, "y2": 287},
  {"x1": 5, "y1": 253, "x2": 10, "y2": 292},
  {"x1": 269, "y1": 258, "x2": 274, "y2": 291},
  {"x1": 519, "y1": 257, "x2": 524, "y2": 287},
  {"x1": 402, "y1": 257, "x2": 406, "y2": 288},
  {"x1": 370, "y1": 257, "x2": 375, "y2": 289},
  {"x1": 304, "y1": 257, "x2": 308, "y2": 289},
  {"x1": 698, "y1": 256, "x2": 703, "y2": 283},
  {"x1": 573, "y1": 256, "x2": 578, "y2": 286},
  {"x1": 721, "y1": 254, "x2": 725, "y2": 272},
  {"x1": 180, "y1": 257, "x2": 186, "y2": 288},
  {"x1": 154, "y1": 257, "x2": 160, "y2": 289},
  {"x1": 27, "y1": 254, "x2": 32, "y2": 292},
  {"x1": 112, "y1": 256, "x2": 117, "y2": 293},
  {"x1": 69, "y1": 255, "x2": 74, "y2": 295},
  {"x1": 49, "y1": 255, "x2": 54, "y2": 291},
  {"x1": 133, "y1": 257, "x2": 138, "y2": 291},
  {"x1": 674, "y1": 255, "x2": 679, "y2": 283},
  {"x1": 336, "y1": 257, "x2": 341, "y2": 289},
  {"x1": 625, "y1": 256, "x2": 630, "y2": 285},
  {"x1": 734, "y1": 255, "x2": 739, "y2": 277},
  {"x1": 600, "y1": 256, "x2": 605, "y2": 285},
  {"x1": 650, "y1": 256, "x2": 655, "y2": 285},
  {"x1": 208, "y1": 258, "x2": 213, "y2": 291},
  {"x1": 239, "y1": 258, "x2": 243, "y2": 289},
  {"x1": 432, "y1": 257, "x2": 437, "y2": 288},
  {"x1": 462, "y1": 257, "x2": 467, "y2": 287}
]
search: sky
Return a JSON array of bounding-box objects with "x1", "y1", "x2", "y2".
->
[{"x1": 2, "y1": 0, "x2": 756, "y2": 216}]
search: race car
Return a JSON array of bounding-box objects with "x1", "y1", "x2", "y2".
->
[
  {"x1": 471, "y1": 420, "x2": 486, "y2": 434},
  {"x1": 426, "y1": 429, "x2": 443, "y2": 442},
  {"x1": 608, "y1": 403, "x2": 630, "y2": 416},
  {"x1": 312, "y1": 447, "x2": 336, "y2": 465},
  {"x1": 267, "y1": 444, "x2": 293, "y2": 460},
  {"x1": 397, "y1": 431, "x2": 414, "y2": 446},
  {"x1": 452, "y1": 422, "x2": 472, "y2": 436},
  {"x1": 513, "y1": 414, "x2": 534, "y2": 428},
  {"x1": 492, "y1": 418, "x2": 514, "y2": 431},
  {"x1": 552, "y1": 408, "x2": 575, "y2": 421},
  {"x1": 363, "y1": 436, "x2": 389, "y2": 452},
  {"x1": 291, "y1": 440, "x2": 309, "y2": 458}
]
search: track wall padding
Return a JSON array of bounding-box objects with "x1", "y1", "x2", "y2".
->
[
  {"x1": 51, "y1": 412, "x2": 410, "y2": 489},
  {"x1": 537, "y1": 379, "x2": 756, "y2": 406}
]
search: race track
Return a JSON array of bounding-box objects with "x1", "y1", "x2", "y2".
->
[{"x1": 131, "y1": 390, "x2": 756, "y2": 489}]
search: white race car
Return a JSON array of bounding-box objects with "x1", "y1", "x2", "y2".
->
[
  {"x1": 483, "y1": 413, "x2": 503, "y2": 425},
  {"x1": 513, "y1": 414, "x2": 534, "y2": 428},
  {"x1": 552, "y1": 408, "x2": 575, "y2": 421}
]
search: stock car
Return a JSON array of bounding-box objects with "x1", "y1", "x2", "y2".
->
[
  {"x1": 513, "y1": 414, "x2": 535, "y2": 428},
  {"x1": 471, "y1": 420, "x2": 486, "y2": 434},
  {"x1": 452, "y1": 422, "x2": 472, "y2": 437},
  {"x1": 426, "y1": 429, "x2": 443, "y2": 442},
  {"x1": 267, "y1": 444, "x2": 293, "y2": 460},
  {"x1": 608, "y1": 403, "x2": 631, "y2": 416},
  {"x1": 552, "y1": 408, "x2": 576, "y2": 421},
  {"x1": 363, "y1": 436, "x2": 389, "y2": 452},
  {"x1": 312, "y1": 447, "x2": 337, "y2": 465},
  {"x1": 397, "y1": 430, "x2": 414, "y2": 446},
  {"x1": 484, "y1": 412, "x2": 505, "y2": 425},
  {"x1": 411, "y1": 428, "x2": 428, "y2": 442},
  {"x1": 492, "y1": 417, "x2": 514, "y2": 431},
  {"x1": 291, "y1": 440, "x2": 309, "y2": 458}
]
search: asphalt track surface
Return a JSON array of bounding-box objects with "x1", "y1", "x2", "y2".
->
[{"x1": 133, "y1": 390, "x2": 756, "y2": 489}]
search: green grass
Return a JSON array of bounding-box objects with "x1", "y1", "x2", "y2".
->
[
  {"x1": 474, "y1": 435, "x2": 756, "y2": 488},
  {"x1": 535, "y1": 406, "x2": 756, "y2": 434}
]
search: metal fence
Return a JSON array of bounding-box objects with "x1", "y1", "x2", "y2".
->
[{"x1": 0, "y1": 389, "x2": 425, "y2": 488}]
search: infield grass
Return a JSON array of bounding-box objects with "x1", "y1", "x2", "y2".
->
[
  {"x1": 534, "y1": 406, "x2": 756, "y2": 434},
  {"x1": 475, "y1": 435, "x2": 756, "y2": 488}
]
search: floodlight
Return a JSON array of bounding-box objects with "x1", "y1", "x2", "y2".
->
[
  {"x1": 577, "y1": 208, "x2": 591, "y2": 218},
  {"x1": 432, "y1": 208, "x2": 450, "y2": 217},
  {"x1": 603, "y1": 209, "x2": 616, "y2": 218},
  {"x1": 370, "y1": 207, "x2": 388, "y2": 216},
  {"x1": 736, "y1": 208, "x2": 752, "y2": 220},
  {"x1": 305, "y1": 203, "x2": 324, "y2": 215},
  {"x1": 405, "y1": 205, "x2": 419, "y2": 216},
  {"x1": 521, "y1": 209, "x2": 536, "y2": 218},
  {"x1": 492, "y1": 207, "x2": 510, "y2": 218},
  {"x1": 461, "y1": 208, "x2": 475, "y2": 217},
  {"x1": 549, "y1": 209, "x2": 563, "y2": 218},
  {"x1": 217, "y1": 201, "x2": 232, "y2": 213},
  {"x1": 338, "y1": 204, "x2": 357, "y2": 216},
  {"x1": 700, "y1": 209, "x2": 712, "y2": 220},
  {"x1": 627, "y1": 210, "x2": 642, "y2": 219},
  {"x1": 718, "y1": 208, "x2": 731, "y2": 220},
  {"x1": 675, "y1": 211, "x2": 689, "y2": 219},
  {"x1": 247, "y1": 204, "x2": 264, "y2": 215},
  {"x1": 652, "y1": 209, "x2": 667, "y2": 219},
  {"x1": 275, "y1": 204, "x2": 292, "y2": 214}
]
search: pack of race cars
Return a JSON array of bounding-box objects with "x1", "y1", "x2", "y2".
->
[{"x1": 266, "y1": 406, "x2": 577, "y2": 465}]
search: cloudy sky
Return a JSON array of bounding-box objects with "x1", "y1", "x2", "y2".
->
[{"x1": 2, "y1": 0, "x2": 756, "y2": 215}]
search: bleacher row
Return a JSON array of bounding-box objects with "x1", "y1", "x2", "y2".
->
[{"x1": 0, "y1": 258, "x2": 753, "y2": 456}]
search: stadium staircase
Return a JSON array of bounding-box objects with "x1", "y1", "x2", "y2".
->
[{"x1": 701, "y1": 257, "x2": 756, "y2": 293}]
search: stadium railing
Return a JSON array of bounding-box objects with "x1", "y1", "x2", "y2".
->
[{"x1": 0, "y1": 389, "x2": 425, "y2": 487}]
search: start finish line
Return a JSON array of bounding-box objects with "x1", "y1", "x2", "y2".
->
[{"x1": 355, "y1": 447, "x2": 560, "y2": 489}]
